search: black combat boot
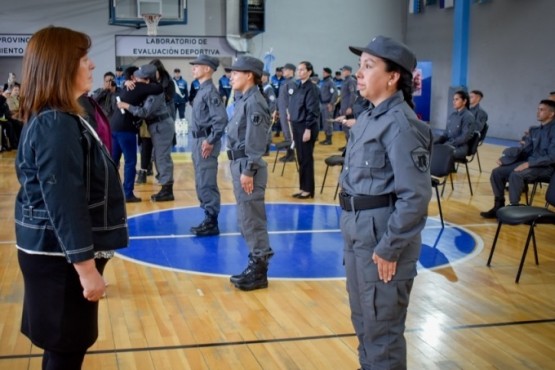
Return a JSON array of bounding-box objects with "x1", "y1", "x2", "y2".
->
[
  {"x1": 151, "y1": 184, "x2": 174, "y2": 202},
  {"x1": 233, "y1": 257, "x2": 269, "y2": 291},
  {"x1": 480, "y1": 197, "x2": 505, "y2": 219},
  {"x1": 230, "y1": 253, "x2": 254, "y2": 284},
  {"x1": 190, "y1": 214, "x2": 219, "y2": 236},
  {"x1": 319, "y1": 134, "x2": 332, "y2": 145},
  {"x1": 136, "y1": 169, "x2": 147, "y2": 184}
]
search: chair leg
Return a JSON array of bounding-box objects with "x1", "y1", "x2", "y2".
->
[
  {"x1": 320, "y1": 165, "x2": 330, "y2": 194},
  {"x1": 334, "y1": 181, "x2": 340, "y2": 200},
  {"x1": 529, "y1": 182, "x2": 540, "y2": 205},
  {"x1": 477, "y1": 150, "x2": 482, "y2": 173},
  {"x1": 515, "y1": 224, "x2": 535, "y2": 283},
  {"x1": 272, "y1": 149, "x2": 280, "y2": 173},
  {"x1": 465, "y1": 163, "x2": 473, "y2": 196},
  {"x1": 487, "y1": 222, "x2": 503, "y2": 266},
  {"x1": 531, "y1": 225, "x2": 539, "y2": 265},
  {"x1": 280, "y1": 157, "x2": 287, "y2": 176},
  {"x1": 435, "y1": 186, "x2": 444, "y2": 228}
]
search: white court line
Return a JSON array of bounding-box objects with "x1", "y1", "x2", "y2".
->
[{"x1": 130, "y1": 228, "x2": 342, "y2": 240}]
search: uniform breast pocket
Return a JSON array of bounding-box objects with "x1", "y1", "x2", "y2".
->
[{"x1": 351, "y1": 150, "x2": 387, "y2": 188}]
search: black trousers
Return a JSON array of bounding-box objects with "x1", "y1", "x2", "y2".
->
[
  {"x1": 42, "y1": 349, "x2": 86, "y2": 370},
  {"x1": 292, "y1": 123, "x2": 318, "y2": 195}
]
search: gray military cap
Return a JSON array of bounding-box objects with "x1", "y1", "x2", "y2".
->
[
  {"x1": 189, "y1": 54, "x2": 219, "y2": 71},
  {"x1": 229, "y1": 56, "x2": 264, "y2": 77},
  {"x1": 134, "y1": 64, "x2": 157, "y2": 80},
  {"x1": 349, "y1": 35, "x2": 417, "y2": 74}
]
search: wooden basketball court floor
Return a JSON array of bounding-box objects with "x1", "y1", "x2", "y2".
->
[{"x1": 0, "y1": 131, "x2": 554, "y2": 369}]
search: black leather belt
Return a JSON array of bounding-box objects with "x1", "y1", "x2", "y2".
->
[
  {"x1": 146, "y1": 112, "x2": 171, "y2": 124},
  {"x1": 192, "y1": 127, "x2": 211, "y2": 139},
  {"x1": 227, "y1": 149, "x2": 247, "y2": 160},
  {"x1": 339, "y1": 192, "x2": 396, "y2": 212}
]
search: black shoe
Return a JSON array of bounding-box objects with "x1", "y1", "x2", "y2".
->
[
  {"x1": 126, "y1": 195, "x2": 142, "y2": 203},
  {"x1": 319, "y1": 140, "x2": 332, "y2": 145},
  {"x1": 279, "y1": 154, "x2": 296, "y2": 163},
  {"x1": 136, "y1": 170, "x2": 147, "y2": 184},
  {"x1": 479, "y1": 208, "x2": 498, "y2": 219},
  {"x1": 190, "y1": 216, "x2": 219, "y2": 236},
  {"x1": 337, "y1": 146, "x2": 345, "y2": 151},
  {"x1": 151, "y1": 184, "x2": 174, "y2": 202},
  {"x1": 296, "y1": 193, "x2": 314, "y2": 199}
]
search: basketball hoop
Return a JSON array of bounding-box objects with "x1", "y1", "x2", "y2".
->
[{"x1": 142, "y1": 13, "x2": 162, "y2": 36}]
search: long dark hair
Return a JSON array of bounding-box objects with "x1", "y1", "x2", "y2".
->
[
  {"x1": 299, "y1": 61, "x2": 314, "y2": 78},
  {"x1": 384, "y1": 60, "x2": 415, "y2": 110},
  {"x1": 455, "y1": 90, "x2": 470, "y2": 109},
  {"x1": 150, "y1": 58, "x2": 175, "y2": 102}
]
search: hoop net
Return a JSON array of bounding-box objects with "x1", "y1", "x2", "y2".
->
[{"x1": 142, "y1": 13, "x2": 162, "y2": 36}]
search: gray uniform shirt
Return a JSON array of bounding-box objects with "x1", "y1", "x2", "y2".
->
[
  {"x1": 340, "y1": 91, "x2": 432, "y2": 266},
  {"x1": 277, "y1": 77, "x2": 297, "y2": 117},
  {"x1": 227, "y1": 85, "x2": 271, "y2": 177},
  {"x1": 191, "y1": 79, "x2": 227, "y2": 145},
  {"x1": 262, "y1": 82, "x2": 277, "y2": 114},
  {"x1": 469, "y1": 104, "x2": 488, "y2": 132},
  {"x1": 340, "y1": 75, "x2": 357, "y2": 114},
  {"x1": 442, "y1": 108, "x2": 476, "y2": 147},
  {"x1": 319, "y1": 76, "x2": 338, "y2": 104}
]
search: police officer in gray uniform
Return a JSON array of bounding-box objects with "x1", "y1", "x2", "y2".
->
[
  {"x1": 118, "y1": 64, "x2": 176, "y2": 202},
  {"x1": 319, "y1": 67, "x2": 338, "y2": 145},
  {"x1": 189, "y1": 55, "x2": 228, "y2": 236},
  {"x1": 339, "y1": 65, "x2": 357, "y2": 146},
  {"x1": 226, "y1": 56, "x2": 274, "y2": 291},
  {"x1": 340, "y1": 36, "x2": 432, "y2": 370},
  {"x1": 434, "y1": 90, "x2": 476, "y2": 160},
  {"x1": 276, "y1": 63, "x2": 298, "y2": 162}
]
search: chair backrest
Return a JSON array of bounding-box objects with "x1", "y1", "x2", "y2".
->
[
  {"x1": 478, "y1": 123, "x2": 489, "y2": 146},
  {"x1": 431, "y1": 144, "x2": 455, "y2": 178},
  {"x1": 466, "y1": 131, "x2": 481, "y2": 156},
  {"x1": 546, "y1": 172, "x2": 555, "y2": 207}
]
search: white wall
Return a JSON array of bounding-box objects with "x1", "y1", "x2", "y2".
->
[{"x1": 406, "y1": 0, "x2": 555, "y2": 140}]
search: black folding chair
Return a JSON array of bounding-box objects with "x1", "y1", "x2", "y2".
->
[
  {"x1": 453, "y1": 131, "x2": 481, "y2": 196},
  {"x1": 487, "y1": 172, "x2": 555, "y2": 283},
  {"x1": 431, "y1": 144, "x2": 456, "y2": 228},
  {"x1": 476, "y1": 123, "x2": 489, "y2": 173}
]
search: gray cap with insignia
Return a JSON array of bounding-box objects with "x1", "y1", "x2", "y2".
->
[
  {"x1": 349, "y1": 35, "x2": 417, "y2": 74},
  {"x1": 189, "y1": 54, "x2": 220, "y2": 71},
  {"x1": 230, "y1": 56, "x2": 264, "y2": 78},
  {"x1": 134, "y1": 64, "x2": 157, "y2": 80}
]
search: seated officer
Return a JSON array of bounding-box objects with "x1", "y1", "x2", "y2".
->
[
  {"x1": 481, "y1": 99, "x2": 555, "y2": 218},
  {"x1": 434, "y1": 90, "x2": 476, "y2": 160},
  {"x1": 469, "y1": 90, "x2": 488, "y2": 132}
]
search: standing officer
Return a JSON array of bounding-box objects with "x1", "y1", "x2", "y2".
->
[
  {"x1": 276, "y1": 63, "x2": 298, "y2": 162},
  {"x1": 339, "y1": 65, "x2": 357, "y2": 149},
  {"x1": 226, "y1": 56, "x2": 274, "y2": 291},
  {"x1": 218, "y1": 68, "x2": 232, "y2": 104},
  {"x1": 189, "y1": 55, "x2": 228, "y2": 236},
  {"x1": 319, "y1": 67, "x2": 338, "y2": 145},
  {"x1": 262, "y1": 71, "x2": 277, "y2": 154},
  {"x1": 172, "y1": 68, "x2": 188, "y2": 121},
  {"x1": 340, "y1": 36, "x2": 432, "y2": 370}
]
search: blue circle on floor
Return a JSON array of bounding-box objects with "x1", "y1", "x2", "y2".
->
[{"x1": 116, "y1": 203, "x2": 482, "y2": 279}]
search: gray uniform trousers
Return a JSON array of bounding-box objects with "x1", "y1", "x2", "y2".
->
[
  {"x1": 341, "y1": 207, "x2": 414, "y2": 370},
  {"x1": 490, "y1": 161, "x2": 554, "y2": 204},
  {"x1": 191, "y1": 137, "x2": 221, "y2": 217},
  {"x1": 148, "y1": 117, "x2": 175, "y2": 185},
  {"x1": 320, "y1": 103, "x2": 333, "y2": 136},
  {"x1": 230, "y1": 158, "x2": 272, "y2": 258}
]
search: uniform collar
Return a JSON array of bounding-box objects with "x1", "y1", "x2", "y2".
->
[
  {"x1": 370, "y1": 90, "x2": 404, "y2": 118},
  {"x1": 239, "y1": 85, "x2": 259, "y2": 101}
]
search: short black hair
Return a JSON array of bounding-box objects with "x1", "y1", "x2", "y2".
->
[
  {"x1": 174, "y1": 68, "x2": 181, "y2": 73},
  {"x1": 549, "y1": 91, "x2": 555, "y2": 95},
  {"x1": 540, "y1": 99, "x2": 555, "y2": 111},
  {"x1": 471, "y1": 90, "x2": 483, "y2": 98},
  {"x1": 124, "y1": 66, "x2": 138, "y2": 80},
  {"x1": 104, "y1": 71, "x2": 116, "y2": 79}
]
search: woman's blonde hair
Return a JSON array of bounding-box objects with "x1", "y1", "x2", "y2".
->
[{"x1": 19, "y1": 26, "x2": 91, "y2": 122}]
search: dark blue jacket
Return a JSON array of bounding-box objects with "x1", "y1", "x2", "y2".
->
[{"x1": 15, "y1": 109, "x2": 128, "y2": 263}]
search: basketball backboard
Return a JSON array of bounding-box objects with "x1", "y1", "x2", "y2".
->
[{"x1": 109, "y1": 0, "x2": 187, "y2": 28}]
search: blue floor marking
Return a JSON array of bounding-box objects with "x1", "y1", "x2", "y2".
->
[{"x1": 117, "y1": 203, "x2": 482, "y2": 280}]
